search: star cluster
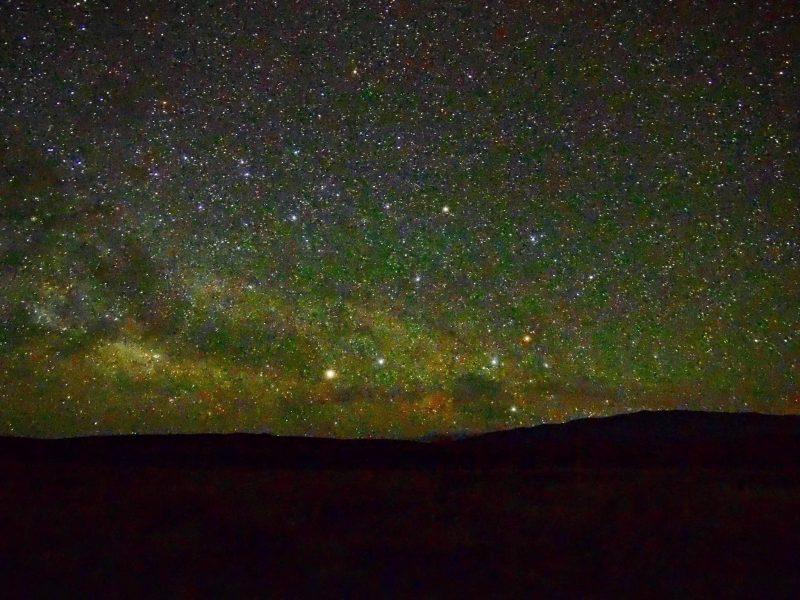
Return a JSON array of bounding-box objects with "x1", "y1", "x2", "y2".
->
[{"x1": 1, "y1": 0, "x2": 798, "y2": 437}]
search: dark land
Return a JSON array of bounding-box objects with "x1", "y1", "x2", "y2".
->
[{"x1": 2, "y1": 410, "x2": 800, "y2": 597}]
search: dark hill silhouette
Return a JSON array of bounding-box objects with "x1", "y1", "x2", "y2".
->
[
  {"x1": 461, "y1": 409, "x2": 800, "y2": 467},
  {"x1": 2, "y1": 410, "x2": 800, "y2": 597},
  {"x1": 2, "y1": 410, "x2": 799, "y2": 468}
]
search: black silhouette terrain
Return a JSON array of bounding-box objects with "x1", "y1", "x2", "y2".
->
[{"x1": 2, "y1": 410, "x2": 799, "y2": 597}]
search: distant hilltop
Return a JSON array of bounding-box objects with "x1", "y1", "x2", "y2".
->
[{"x1": 1, "y1": 410, "x2": 799, "y2": 470}]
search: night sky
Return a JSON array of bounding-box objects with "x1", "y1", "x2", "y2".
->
[{"x1": 1, "y1": 0, "x2": 797, "y2": 438}]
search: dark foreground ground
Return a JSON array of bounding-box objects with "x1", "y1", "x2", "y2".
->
[{"x1": 2, "y1": 411, "x2": 800, "y2": 598}]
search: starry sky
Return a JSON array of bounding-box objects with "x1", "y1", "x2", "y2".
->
[{"x1": 1, "y1": 0, "x2": 798, "y2": 438}]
